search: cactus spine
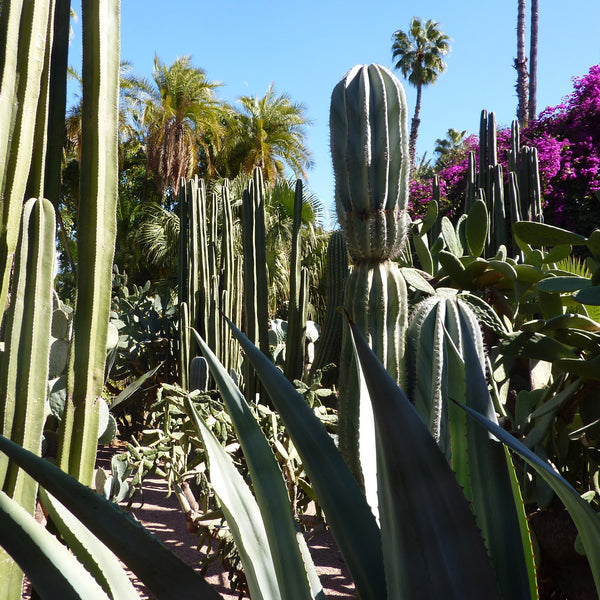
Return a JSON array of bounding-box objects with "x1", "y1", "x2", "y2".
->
[{"x1": 331, "y1": 64, "x2": 410, "y2": 478}]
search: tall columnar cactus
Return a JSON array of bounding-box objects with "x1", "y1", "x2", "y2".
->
[
  {"x1": 331, "y1": 64, "x2": 410, "y2": 478},
  {"x1": 0, "y1": 199, "x2": 55, "y2": 597},
  {"x1": 178, "y1": 177, "x2": 243, "y2": 385},
  {"x1": 309, "y1": 230, "x2": 349, "y2": 387},
  {"x1": 242, "y1": 168, "x2": 271, "y2": 402},
  {"x1": 0, "y1": 0, "x2": 54, "y2": 314},
  {"x1": 56, "y1": 0, "x2": 120, "y2": 486},
  {"x1": 284, "y1": 180, "x2": 307, "y2": 382}
]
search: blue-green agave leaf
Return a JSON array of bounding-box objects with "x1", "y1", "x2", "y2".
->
[
  {"x1": 38, "y1": 487, "x2": 139, "y2": 599},
  {"x1": 190, "y1": 329, "x2": 318, "y2": 600},
  {"x1": 347, "y1": 318, "x2": 502, "y2": 599},
  {"x1": 445, "y1": 319, "x2": 537, "y2": 600},
  {"x1": 0, "y1": 491, "x2": 111, "y2": 599},
  {"x1": 456, "y1": 403, "x2": 600, "y2": 597},
  {"x1": 184, "y1": 397, "x2": 279, "y2": 600},
  {"x1": 0, "y1": 435, "x2": 223, "y2": 600},
  {"x1": 225, "y1": 318, "x2": 386, "y2": 600}
]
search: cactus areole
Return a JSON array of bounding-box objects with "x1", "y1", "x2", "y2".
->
[
  {"x1": 332, "y1": 65, "x2": 410, "y2": 479},
  {"x1": 330, "y1": 64, "x2": 410, "y2": 262}
]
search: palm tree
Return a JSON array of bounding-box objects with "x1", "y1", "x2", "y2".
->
[
  {"x1": 391, "y1": 17, "x2": 451, "y2": 171},
  {"x1": 144, "y1": 55, "x2": 223, "y2": 197},
  {"x1": 434, "y1": 127, "x2": 467, "y2": 168},
  {"x1": 528, "y1": 0, "x2": 539, "y2": 122},
  {"x1": 221, "y1": 85, "x2": 313, "y2": 183},
  {"x1": 515, "y1": 0, "x2": 529, "y2": 125}
]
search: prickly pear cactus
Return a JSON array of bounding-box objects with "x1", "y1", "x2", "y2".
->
[{"x1": 331, "y1": 64, "x2": 410, "y2": 479}]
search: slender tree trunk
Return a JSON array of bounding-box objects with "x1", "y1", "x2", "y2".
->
[
  {"x1": 409, "y1": 83, "x2": 422, "y2": 172},
  {"x1": 516, "y1": 0, "x2": 529, "y2": 125},
  {"x1": 528, "y1": 0, "x2": 538, "y2": 122}
]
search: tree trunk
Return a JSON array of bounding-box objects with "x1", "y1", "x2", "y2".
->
[
  {"x1": 528, "y1": 0, "x2": 538, "y2": 122},
  {"x1": 409, "y1": 83, "x2": 422, "y2": 173},
  {"x1": 515, "y1": 0, "x2": 529, "y2": 125}
]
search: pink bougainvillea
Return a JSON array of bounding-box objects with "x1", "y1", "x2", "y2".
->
[{"x1": 411, "y1": 65, "x2": 600, "y2": 235}]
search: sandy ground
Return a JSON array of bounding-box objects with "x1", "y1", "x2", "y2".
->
[
  {"x1": 120, "y1": 467, "x2": 355, "y2": 599},
  {"x1": 21, "y1": 445, "x2": 356, "y2": 599}
]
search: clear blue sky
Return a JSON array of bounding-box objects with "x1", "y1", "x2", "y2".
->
[{"x1": 72, "y1": 1, "x2": 600, "y2": 227}]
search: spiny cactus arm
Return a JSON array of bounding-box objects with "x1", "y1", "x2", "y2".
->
[
  {"x1": 0, "y1": 199, "x2": 55, "y2": 503},
  {"x1": 43, "y1": 0, "x2": 71, "y2": 207},
  {"x1": 284, "y1": 180, "x2": 305, "y2": 381},
  {"x1": 58, "y1": 0, "x2": 120, "y2": 485},
  {"x1": 0, "y1": 198, "x2": 55, "y2": 599},
  {"x1": 309, "y1": 231, "x2": 349, "y2": 384},
  {"x1": 25, "y1": 1, "x2": 56, "y2": 199},
  {"x1": 0, "y1": 0, "x2": 53, "y2": 313},
  {"x1": 331, "y1": 64, "x2": 409, "y2": 262}
]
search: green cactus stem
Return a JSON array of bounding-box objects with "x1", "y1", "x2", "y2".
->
[
  {"x1": 309, "y1": 231, "x2": 349, "y2": 387},
  {"x1": 57, "y1": 0, "x2": 120, "y2": 485},
  {"x1": 284, "y1": 180, "x2": 306, "y2": 382},
  {"x1": 0, "y1": 198, "x2": 55, "y2": 598},
  {"x1": 0, "y1": 0, "x2": 54, "y2": 314},
  {"x1": 242, "y1": 168, "x2": 271, "y2": 402},
  {"x1": 331, "y1": 64, "x2": 410, "y2": 479}
]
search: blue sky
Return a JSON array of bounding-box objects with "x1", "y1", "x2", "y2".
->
[{"x1": 72, "y1": 1, "x2": 600, "y2": 226}]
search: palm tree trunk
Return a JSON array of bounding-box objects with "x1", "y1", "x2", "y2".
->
[
  {"x1": 516, "y1": 0, "x2": 529, "y2": 125},
  {"x1": 409, "y1": 83, "x2": 422, "y2": 172},
  {"x1": 528, "y1": 0, "x2": 538, "y2": 122}
]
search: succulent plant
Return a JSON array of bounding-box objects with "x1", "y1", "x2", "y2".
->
[{"x1": 330, "y1": 64, "x2": 410, "y2": 477}]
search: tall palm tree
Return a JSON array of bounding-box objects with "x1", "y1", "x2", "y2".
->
[
  {"x1": 515, "y1": 0, "x2": 529, "y2": 125},
  {"x1": 221, "y1": 85, "x2": 313, "y2": 183},
  {"x1": 144, "y1": 55, "x2": 223, "y2": 197},
  {"x1": 528, "y1": 0, "x2": 539, "y2": 122},
  {"x1": 391, "y1": 17, "x2": 451, "y2": 170}
]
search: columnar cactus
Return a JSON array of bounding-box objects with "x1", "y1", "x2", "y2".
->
[
  {"x1": 241, "y1": 168, "x2": 271, "y2": 402},
  {"x1": 331, "y1": 64, "x2": 410, "y2": 478},
  {"x1": 309, "y1": 230, "x2": 349, "y2": 387}
]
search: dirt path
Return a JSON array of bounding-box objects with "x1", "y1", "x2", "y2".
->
[{"x1": 97, "y1": 447, "x2": 356, "y2": 599}]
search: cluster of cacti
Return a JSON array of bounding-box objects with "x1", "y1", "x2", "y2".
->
[
  {"x1": 0, "y1": 1, "x2": 120, "y2": 595},
  {"x1": 330, "y1": 64, "x2": 411, "y2": 478},
  {"x1": 178, "y1": 176, "x2": 243, "y2": 390}
]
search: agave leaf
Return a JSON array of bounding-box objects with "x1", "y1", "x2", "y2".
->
[
  {"x1": 445, "y1": 321, "x2": 537, "y2": 600},
  {"x1": 110, "y1": 363, "x2": 163, "y2": 414},
  {"x1": 184, "y1": 398, "x2": 279, "y2": 600},
  {"x1": 38, "y1": 487, "x2": 138, "y2": 599},
  {"x1": 347, "y1": 318, "x2": 501, "y2": 599},
  {"x1": 457, "y1": 403, "x2": 600, "y2": 597},
  {"x1": 0, "y1": 491, "x2": 111, "y2": 600},
  {"x1": 189, "y1": 329, "x2": 317, "y2": 600},
  {"x1": 0, "y1": 435, "x2": 223, "y2": 600},
  {"x1": 225, "y1": 317, "x2": 386, "y2": 600}
]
